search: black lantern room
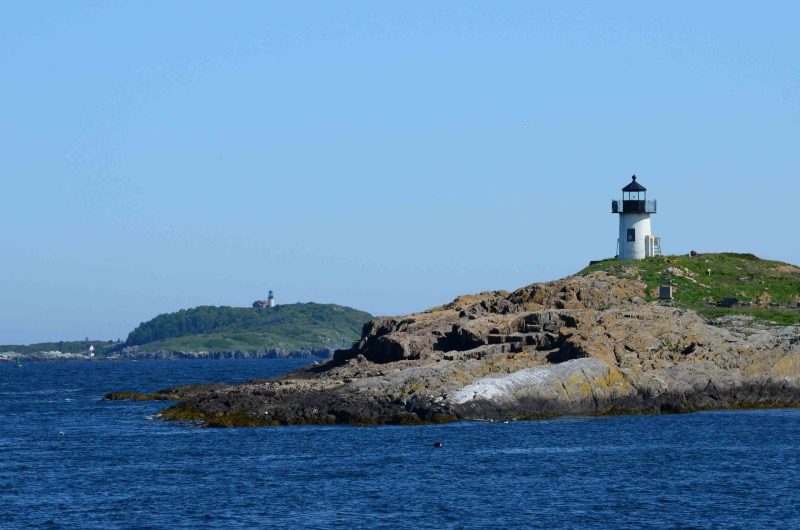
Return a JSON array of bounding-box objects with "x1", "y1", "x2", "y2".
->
[{"x1": 612, "y1": 175, "x2": 656, "y2": 214}]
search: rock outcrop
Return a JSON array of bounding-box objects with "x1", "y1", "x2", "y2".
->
[{"x1": 113, "y1": 272, "x2": 800, "y2": 426}]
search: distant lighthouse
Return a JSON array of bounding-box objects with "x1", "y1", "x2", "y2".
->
[
  {"x1": 252, "y1": 290, "x2": 277, "y2": 309},
  {"x1": 612, "y1": 175, "x2": 661, "y2": 260}
]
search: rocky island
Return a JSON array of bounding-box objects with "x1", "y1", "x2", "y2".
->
[{"x1": 108, "y1": 253, "x2": 800, "y2": 426}]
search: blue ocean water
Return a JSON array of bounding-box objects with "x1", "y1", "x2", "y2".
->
[{"x1": 1, "y1": 359, "x2": 799, "y2": 529}]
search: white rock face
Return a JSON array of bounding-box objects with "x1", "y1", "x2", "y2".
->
[{"x1": 451, "y1": 358, "x2": 610, "y2": 405}]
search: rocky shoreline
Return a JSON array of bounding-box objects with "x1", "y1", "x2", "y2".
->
[
  {"x1": 0, "y1": 351, "x2": 90, "y2": 363},
  {"x1": 106, "y1": 272, "x2": 800, "y2": 427}
]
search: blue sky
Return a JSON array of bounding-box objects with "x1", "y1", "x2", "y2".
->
[{"x1": 2, "y1": 1, "x2": 798, "y2": 343}]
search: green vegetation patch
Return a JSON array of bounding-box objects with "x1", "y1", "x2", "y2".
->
[
  {"x1": 579, "y1": 253, "x2": 800, "y2": 325},
  {"x1": 125, "y1": 302, "x2": 372, "y2": 352}
]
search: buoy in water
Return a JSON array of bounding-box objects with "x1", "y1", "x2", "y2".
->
[{"x1": 433, "y1": 441, "x2": 443, "y2": 448}]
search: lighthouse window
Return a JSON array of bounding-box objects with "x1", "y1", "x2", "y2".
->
[{"x1": 627, "y1": 228, "x2": 635, "y2": 241}]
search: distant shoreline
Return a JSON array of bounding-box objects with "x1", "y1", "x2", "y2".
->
[{"x1": 0, "y1": 349, "x2": 332, "y2": 364}]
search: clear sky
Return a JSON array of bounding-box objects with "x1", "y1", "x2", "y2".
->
[{"x1": 2, "y1": 1, "x2": 798, "y2": 344}]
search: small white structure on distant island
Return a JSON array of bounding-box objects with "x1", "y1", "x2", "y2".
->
[
  {"x1": 87, "y1": 345, "x2": 95, "y2": 358},
  {"x1": 252, "y1": 290, "x2": 277, "y2": 309},
  {"x1": 612, "y1": 175, "x2": 661, "y2": 260}
]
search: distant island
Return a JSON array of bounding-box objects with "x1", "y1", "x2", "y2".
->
[
  {"x1": 119, "y1": 303, "x2": 372, "y2": 358},
  {"x1": 108, "y1": 253, "x2": 800, "y2": 426},
  {"x1": 1, "y1": 302, "x2": 372, "y2": 362}
]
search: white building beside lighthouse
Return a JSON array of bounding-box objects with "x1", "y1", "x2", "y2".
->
[
  {"x1": 612, "y1": 175, "x2": 661, "y2": 260},
  {"x1": 252, "y1": 289, "x2": 277, "y2": 309}
]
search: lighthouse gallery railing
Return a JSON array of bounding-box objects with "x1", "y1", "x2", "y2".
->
[{"x1": 611, "y1": 199, "x2": 657, "y2": 214}]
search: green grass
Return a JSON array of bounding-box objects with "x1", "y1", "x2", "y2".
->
[{"x1": 579, "y1": 253, "x2": 800, "y2": 324}]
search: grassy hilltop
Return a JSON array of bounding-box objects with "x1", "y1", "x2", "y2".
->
[
  {"x1": 580, "y1": 253, "x2": 800, "y2": 324},
  {"x1": 2, "y1": 303, "x2": 373, "y2": 359},
  {"x1": 124, "y1": 303, "x2": 373, "y2": 353}
]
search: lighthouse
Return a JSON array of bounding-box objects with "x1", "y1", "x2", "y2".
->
[
  {"x1": 252, "y1": 290, "x2": 277, "y2": 309},
  {"x1": 612, "y1": 175, "x2": 661, "y2": 260}
]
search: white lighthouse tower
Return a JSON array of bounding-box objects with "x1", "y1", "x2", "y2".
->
[
  {"x1": 612, "y1": 175, "x2": 661, "y2": 260},
  {"x1": 267, "y1": 290, "x2": 276, "y2": 307}
]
